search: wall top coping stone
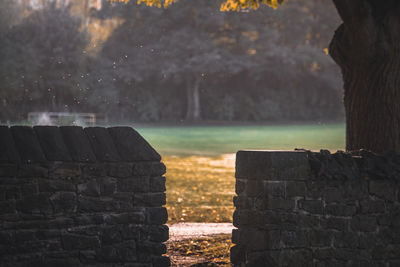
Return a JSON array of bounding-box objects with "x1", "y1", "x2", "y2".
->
[{"x1": 0, "y1": 126, "x2": 161, "y2": 164}]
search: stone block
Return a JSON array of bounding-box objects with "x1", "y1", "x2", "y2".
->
[
  {"x1": 152, "y1": 256, "x2": 171, "y2": 267},
  {"x1": 84, "y1": 127, "x2": 121, "y2": 162},
  {"x1": 102, "y1": 225, "x2": 122, "y2": 245},
  {"x1": 360, "y1": 200, "x2": 386, "y2": 214},
  {"x1": 325, "y1": 204, "x2": 357, "y2": 217},
  {"x1": 61, "y1": 233, "x2": 100, "y2": 250},
  {"x1": 108, "y1": 127, "x2": 161, "y2": 162},
  {"x1": 133, "y1": 193, "x2": 166, "y2": 207},
  {"x1": 298, "y1": 200, "x2": 324, "y2": 214},
  {"x1": 310, "y1": 230, "x2": 333, "y2": 247},
  {"x1": 0, "y1": 126, "x2": 20, "y2": 163},
  {"x1": 281, "y1": 230, "x2": 308, "y2": 248},
  {"x1": 16, "y1": 193, "x2": 52, "y2": 215},
  {"x1": 11, "y1": 126, "x2": 47, "y2": 163},
  {"x1": 107, "y1": 163, "x2": 133, "y2": 178},
  {"x1": 235, "y1": 179, "x2": 246, "y2": 195},
  {"x1": 78, "y1": 196, "x2": 120, "y2": 212},
  {"x1": 38, "y1": 179, "x2": 75, "y2": 192},
  {"x1": 286, "y1": 181, "x2": 306, "y2": 198},
  {"x1": 230, "y1": 245, "x2": 246, "y2": 265},
  {"x1": 333, "y1": 231, "x2": 358, "y2": 248},
  {"x1": 0, "y1": 164, "x2": 17, "y2": 177},
  {"x1": 321, "y1": 217, "x2": 348, "y2": 232},
  {"x1": 233, "y1": 196, "x2": 250, "y2": 209},
  {"x1": 150, "y1": 177, "x2": 166, "y2": 192},
  {"x1": 265, "y1": 199, "x2": 296, "y2": 211},
  {"x1": 351, "y1": 215, "x2": 377, "y2": 232},
  {"x1": 138, "y1": 241, "x2": 166, "y2": 255},
  {"x1": 106, "y1": 212, "x2": 146, "y2": 225},
  {"x1": 78, "y1": 180, "x2": 101, "y2": 197},
  {"x1": 60, "y1": 126, "x2": 96, "y2": 162},
  {"x1": 98, "y1": 177, "x2": 117, "y2": 196},
  {"x1": 18, "y1": 164, "x2": 48, "y2": 178},
  {"x1": 265, "y1": 181, "x2": 285, "y2": 199},
  {"x1": 148, "y1": 225, "x2": 169, "y2": 242},
  {"x1": 369, "y1": 181, "x2": 397, "y2": 202},
  {"x1": 279, "y1": 249, "x2": 312, "y2": 267},
  {"x1": 81, "y1": 163, "x2": 107, "y2": 178},
  {"x1": 34, "y1": 126, "x2": 71, "y2": 161},
  {"x1": 235, "y1": 150, "x2": 311, "y2": 180},
  {"x1": 147, "y1": 207, "x2": 168, "y2": 224},
  {"x1": 48, "y1": 162, "x2": 81, "y2": 179},
  {"x1": 245, "y1": 180, "x2": 263, "y2": 197},
  {"x1": 118, "y1": 177, "x2": 150, "y2": 193},
  {"x1": 49, "y1": 192, "x2": 77, "y2": 213},
  {"x1": 133, "y1": 162, "x2": 166, "y2": 177},
  {"x1": 324, "y1": 187, "x2": 344, "y2": 203}
]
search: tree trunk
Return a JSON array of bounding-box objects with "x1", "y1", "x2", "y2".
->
[
  {"x1": 185, "y1": 77, "x2": 201, "y2": 121},
  {"x1": 330, "y1": 0, "x2": 400, "y2": 153}
]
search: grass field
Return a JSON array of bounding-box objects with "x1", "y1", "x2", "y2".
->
[{"x1": 137, "y1": 123, "x2": 345, "y2": 223}]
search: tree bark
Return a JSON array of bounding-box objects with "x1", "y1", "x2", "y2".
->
[
  {"x1": 330, "y1": 0, "x2": 400, "y2": 153},
  {"x1": 185, "y1": 77, "x2": 201, "y2": 121}
]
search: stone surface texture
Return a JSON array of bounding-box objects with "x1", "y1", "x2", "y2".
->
[
  {"x1": 0, "y1": 126, "x2": 169, "y2": 267},
  {"x1": 232, "y1": 150, "x2": 400, "y2": 267}
]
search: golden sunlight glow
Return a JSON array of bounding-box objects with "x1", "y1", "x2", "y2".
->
[{"x1": 110, "y1": 0, "x2": 282, "y2": 11}]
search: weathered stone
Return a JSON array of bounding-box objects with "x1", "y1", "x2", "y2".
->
[
  {"x1": 369, "y1": 181, "x2": 397, "y2": 202},
  {"x1": 236, "y1": 150, "x2": 311, "y2": 180},
  {"x1": 298, "y1": 200, "x2": 324, "y2": 214},
  {"x1": 152, "y1": 256, "x2": 171, "y2": 267},
  {"x1": 321, "y1": 217, "x2": 348, "y2": 232},
  {"x1": 235, "y1": 179, "x2": 246, "y2": 195},
  {"x1": 78, "y1": 180, "x2": 101, "y2": 197},
  {"x1": 281, "y1": 230, "x2": 308, "y2": 248},
  {"x1": 325, "y1": 204, "x2": 357, "y2": 217},
  {"x1": 133, "y1": 193, "x2": 166, "y2": 207},
  {"x1": 80, "y1": 163, "x2": 107, "y2": 178},
  {"x1": 150, "y1": 177, "x2": 166, "y2": 192},
  {"x1": 310, "y1": 230, "x2": 333, "y2": 247},
  {"x1": 107, "y1": 163, "x2": 133, "y2": 178},
  {"x1": 18, "y1": 164, "x2": 48, "y2": 178},
  {"x1": 360, "y1": 200, "x2": 386, "y2": 214},
  {"x1": 148, "y1": 225, "x2": 169, "y2": 242},
  {"x1": 34, "y1": 126, "x2": 71, "y2": 161},
  {"x1": 0, "y1": 126, "x2": 20, "y2": 163},
  {"x1": 62, "y1": 233, "x2": 100, "y2": 250},
  {"x1": 279, "y1": 249, "x2": 312, "y2": 267},
  {"x1": 133, "y1": 162, "x2": 166, "y2": 177},
  {"x1": 11, "y1": 126, "x2": 47, "y2": 163},
  {"x1": 102, "y1": 226, "x2": 122, "y2": 245},
  {"x1": 98, "y1": 177, "x2": 117, "y2": 196},
  {"x1": 351, "y1": 215, "x2": 377, "y2": 232},
  {"x1": 106, "y1": 212, "x2": 146, "y2": 225},
  {"x1": 333, "y1": 231, "x2": 358, "y2": 248},
  {"x1": 49, "y1": 192, "x2": 77, "y2": 213},
  {"x1": 245, "y1": 180, "x2": 264, "y2": 197},
  {"x1": 286, "y1": 181, "x2": 306, "y2": 198},
  {"x1": 78, "y1": 196, "x2": 120, "y2": 212},
  {"x1": 147, "y1": 207, "x2": 168, "y2": 224},
  {"x1": 0, "y1": 164, "x2": 17, "y2": 177},
  {"x1": 48, "y1": 162, "x2": 80, "y2": 179},
  {"x1": 265, "y1": 181, "x2": 285, "y2": 199},
  {"x1": 118, "y1": 177, "x2": 150, "y2": 193},
  {"x1": 84, "y1": 127, "x2": 121, "y2": 162},
  {"x1": 108, "y1": 127, "x2": 161, "y2": 162},
  {"x1": 39, "y1": 179, "x2": 75, "y2": 192},
  {"x1": 60, "y1": 126, "x2": 96, "y2": 162},
  {"x1": 138, "y1": 241, "x2": 166, "y2": 255},
  {"x1": 265, "y1": 199, "x2": 295, "y2": 211},
  {"x1": 16, "y1": 193, "x2": 52, "y2": 215}
]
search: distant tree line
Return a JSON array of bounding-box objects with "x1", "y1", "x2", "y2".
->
[{"x1": 0, "y1": 0, "x2": 344, "y2": 124}]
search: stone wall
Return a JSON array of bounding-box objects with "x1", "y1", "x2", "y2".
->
[
  {"x1": 0, "y1": 126, "x2": 169, "y2": 266},
  {"x1": 231, "y1": 150, "x2": 400, "y2": 267}
]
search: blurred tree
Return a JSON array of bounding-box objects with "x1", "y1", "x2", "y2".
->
[
  {"x1": 98, "y1": 0, "x2": 342, "y2": 122},
  {"x1": 113, "y1": 0, "x2": 400, "y2": 153},
  {"x1": 1, "y1": 3, "x2": 90, "y2": 120}
]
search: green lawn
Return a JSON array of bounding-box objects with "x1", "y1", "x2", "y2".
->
[{"x1": 137, "y1": 124, "x2": 345, "y2": 223}]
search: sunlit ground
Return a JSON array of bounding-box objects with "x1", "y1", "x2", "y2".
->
[{"x1": 138, "y1": 123, "x2": 345, "y2": 223}]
